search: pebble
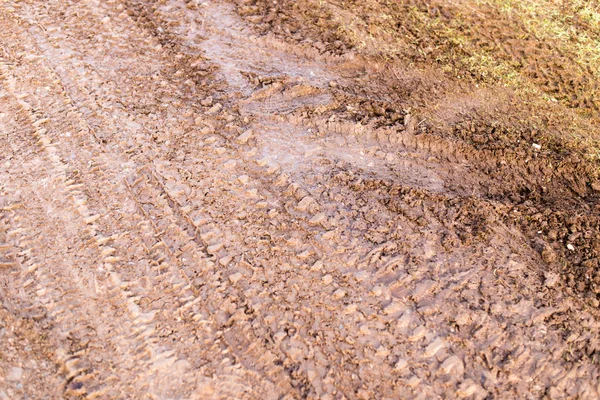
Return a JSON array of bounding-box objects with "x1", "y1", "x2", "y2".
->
[
  {"x1": 408, "y1": 325, "x2": 427, "y2": 342},
  {"x1": 376, "y1": 345, "x2": 390, "y2": 357},
  {"x1": 219, "y1": 255, "x2": 233, "y2": 266},
  {"x1": 406, "y1": 376, "x2": 421, "y2": 387},
  {"x1": 371, "y1": 286, "x2": 384, "y2": 297},
  {"x1": 394, "y1": 358, "x2": 408, "y2": 371},
  {"x1": 207, "y1": 103, "x2": 223, "y2": 114},
  {"x1": 236, "y1": 130, "x2": 254, "y2": 144},
  {"x1": 424, "y1": 337, "x2": 446, "y2": 357},
  {"x1": 201, "y1": 96, "x2": 213, "y2": 107},
  {"x1": 397, "y1": 312, "x2": 412, "y2": 329},
  {"x1": 322, "y1": 274, "x2": 333, "y2": 285},
  {"x1": 441, "y1": 355, "x2": 464, "y2": 374},
  {"x1": 383, "y1": 301, "x2": 405, "y2": 315},
  {"x1": 544, "y1": 272, "x2": 560, "y2": 288},
  {"x1": 237, "y1": 175, "x2": 249, "y2": 185},
  {"x1": 344, "y1": 304, "x2": 358, "y2": 314},
  {"x1": 297, "y1": 196, "x2": 315, "y2": 212},
  {"x1": 454, "y1": 312, "x2": 471, "y2": 327},
  {"x1": 228, "y1": 272, "x2": 242, "y2": 284},
  {"x1": 310, "y1": 260, "x2": 324, "y2": 271}
]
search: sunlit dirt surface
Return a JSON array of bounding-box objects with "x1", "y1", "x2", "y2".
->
[{"x1": 1, "y1": 1, "x2": 600, "y2": 399}]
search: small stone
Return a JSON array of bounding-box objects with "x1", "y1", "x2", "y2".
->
[
  {"x1": 383, "y1": 301, "x2": 405, "y2": 315},
  {"x1": 237, "y1": 175, "x2": 249, "y2": 185},
  {"x1": 544, "y1": 272, "x2": 560, "y2": 288},
  {"x1": 567, "y1": 243, "x2": 575, "y2": 251},
  {"x1": 7, "y1": 367, "x2": 23, "y2": 381},
  {"x1": 273, "y1": 331, "x2": 286, "y2": 342},
  {"x1": 228, "y1": 272, "x2": 242, "y2": 284},
  {"x1": 219, "y1": 255, "x2": 233, "y2": 266},
  {"x1": 200, "y1": 126, "x2": 213, "y2": 135},
  {"x1": 406, "y1": 376, "x2": 421, "y2": 387},
  {"x1": 532, "y1": 143, "x2": 541, "y2": 151},
  {"x1": 256, "y1": 201, "x2": 269, "y2": 209},
  {"x1": 376, "y1": 345, "x2": 390, "y2": 357},
  {"x1": 207, "y1": 103, "x2": 223, "y2": 114},
  {"x1": 215, "y1": 147, "x2": 227, "y2": 155},
  {"x1": 256, "y1": 157, "x2": 270, "y2": 167},
  {"x1": 343, "y1": 304, "x2": 358, "y2": 314},
  {"x1": 371, "y1": 286, "x2": 384, "y2": 297},
  {"x1": 84, "y1": 214, "x2": 101, "y2": 224},
  {"x1": 246, "y1": 188, "x2": 259, "y2": 198},
  {"x1": 454, "y1": 312, "x2": 471, "y2": 327},
  {"x1": 424, "y1": 337, "x2": 446, "y2": 357},
  {"x1": 397, "y1": 312, "x2": 412, "y2": 329},
  {"x1": 236, "y1": 130, "x2": 254, "y2": 144},
  {"x1": 322, "y1": 274, "x2": 333, "y2": 285},
  {"x1": 394, "y1": 358, "x2": 408, "y2": 371},
  {"x1": 441, "y1": 355, "x2": 464, "y2": 375},
  {"x1": 298, "y1": 250, "x2": 312, "y2": 259},
  {"x1": 297, "y1": 196, "x2": 316, "y2": 212},
  {"x1": 333, "y1": 289, "x2": 346, "y2": 299},
  {"x1": 408, "y1": 325, "x2": 427, "y2": 342},
  {"x1": 201, "y1": 96, "x2": 213, "y2": 107},
  {"x1": 541, "y1": 244, "x2": 557, "y2": 263},
  {"x1": 310, "y1": 260, "x2": 324, "y2": 271}
]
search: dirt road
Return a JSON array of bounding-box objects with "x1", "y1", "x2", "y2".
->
[{"x1": 1, "y1": 0, "x2": 600, "y2": 399}]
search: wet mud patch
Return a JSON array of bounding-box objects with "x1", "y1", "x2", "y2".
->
[{"x1": 233, "y1": 0, "x2": 600, "y2": 303}]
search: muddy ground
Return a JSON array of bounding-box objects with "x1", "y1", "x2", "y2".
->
[{"x1": 1, "y1": 0, "x2": 600, "y2": 399}]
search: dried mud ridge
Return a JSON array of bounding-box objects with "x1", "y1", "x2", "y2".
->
[{"x1": 1, "y1": 0, "x2": 600, "y2": 399}]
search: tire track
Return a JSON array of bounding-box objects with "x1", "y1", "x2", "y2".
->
[
  {"x1": 0, "y1": 8, "x2": 212, "y2": 398},
  {"x1": 5, "y1": 1, "x2": 295, "y2": 397}
]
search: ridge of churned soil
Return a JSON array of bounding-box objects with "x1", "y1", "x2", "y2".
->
[{"x1": 1, "y1": 0, "x2": 600, "y2": 399}]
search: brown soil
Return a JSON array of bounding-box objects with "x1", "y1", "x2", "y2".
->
[{"x1": 1, "y1": 0, "x2": 600, "y2": 399}]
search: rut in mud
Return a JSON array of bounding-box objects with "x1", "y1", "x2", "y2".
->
[{"x1": 1, "y1": 0, "x2": 600, "y2": 399}]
